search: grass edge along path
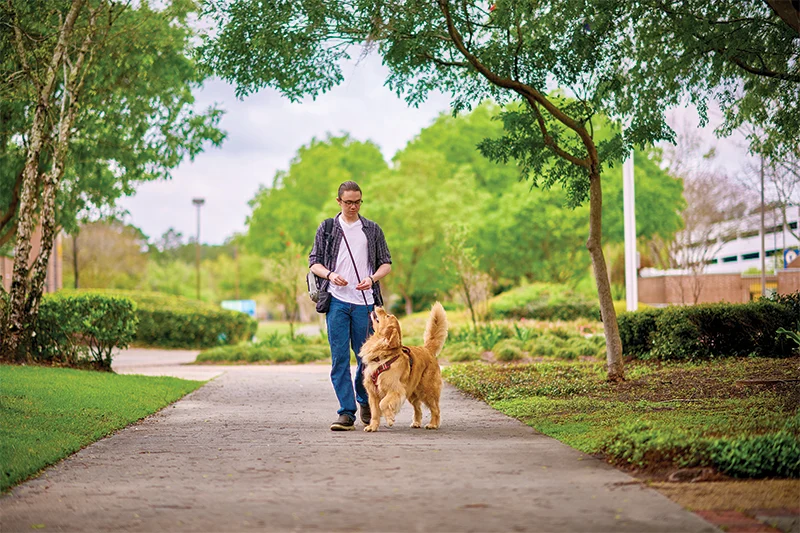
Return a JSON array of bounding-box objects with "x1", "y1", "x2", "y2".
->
[
  {"x1": 442, "y1": 358, "x2": 800, "y2": 480},
  {"x1": 0, "y1": 364, "x2": 205, "y2": 492}
]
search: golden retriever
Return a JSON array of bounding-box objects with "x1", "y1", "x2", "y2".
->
[{"x1": 360, "y1": 302, "x2": 448, "y2": 432}]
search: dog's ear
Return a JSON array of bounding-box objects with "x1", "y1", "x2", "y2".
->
[{"x1": 384, "y1": 322, "x2": 401, "y2": 349}]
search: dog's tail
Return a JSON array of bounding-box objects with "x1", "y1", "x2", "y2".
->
[{"x1": 423, "y1": 302, "x2": 448, "y2": 357}]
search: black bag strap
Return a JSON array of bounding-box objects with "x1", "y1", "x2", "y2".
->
[{"x1": 340, "y1": 224, "x2": 371, "y2": 308}]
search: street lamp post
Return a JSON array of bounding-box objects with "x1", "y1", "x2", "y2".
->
[{"x1": 192, "y1": 198, "x2": 205, "y2": 300}]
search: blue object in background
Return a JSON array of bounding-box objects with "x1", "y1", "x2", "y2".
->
[
  {"x1": 784, "y1": 249, "x2": 799, "y2": 269},
  {"x1": 221, "y1": 299, "x2": 257, "y2": 318}
]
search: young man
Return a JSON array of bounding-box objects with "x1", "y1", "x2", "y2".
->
[{"x1": 309, "y1": 181, "x2": 392, "y2": 431}]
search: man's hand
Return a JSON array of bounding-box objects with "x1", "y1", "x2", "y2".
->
[
  {"x1": 355, "y1": 277, "x2": 374, "y2": 291},
  {"x1": 329, "y1": 272, "x2": 348, "y2": 286}
]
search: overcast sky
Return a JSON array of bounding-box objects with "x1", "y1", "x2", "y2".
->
[{"x1": 118, "y1": 53, "x2": 751, "y2": 245}]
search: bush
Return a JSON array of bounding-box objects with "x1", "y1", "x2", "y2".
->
[
  {"x1": 493, "y1": 339, "x2": 525, "y2": 362},
  {"x1": 33, "y1": 292, "x2": 138, "y2": 369},
  {"x1": 617, "y1": 296, "x2": 799, "y2": 360},
  {"x1": 617, "y1": 308, "x2": 662, "y2": 358},
  {"x1": 651, "y1": 300, "x2": 797, "y2": 360},
  {"x1": 710, "y1": 432, "x2": 800, "y2": 478},
  {"x1": 197, "y1": 343, "x2": 330, "y2": 364},
  {"x1": 601, "y1": 422, "x2": 707, "y2": 469},
  {"x1": 65, "y1": 290, "x2": 257, "y2": 349},
  {"x1": 489, "y1": 283, "x2": 600, "y2": 321},
  {"x1": 445, "y1": 343, "x2": 481, "y2": 362}
]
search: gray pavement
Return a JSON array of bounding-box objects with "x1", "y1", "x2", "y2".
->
[{"x1": 0, "y1": 349, "x2": 718, "y2": 532}]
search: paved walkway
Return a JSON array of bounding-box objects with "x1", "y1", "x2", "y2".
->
[{"x1": 0, "y1": 350, "x2": 718, "y2": 532}]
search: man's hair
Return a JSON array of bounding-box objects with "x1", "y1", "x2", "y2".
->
[{"x1": 338, "y1": 181, "x2": 361, "y2": 198}]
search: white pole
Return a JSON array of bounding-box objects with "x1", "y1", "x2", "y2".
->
[{"x1": 623, "y1": 146, "x2": 638, "y2": 311}]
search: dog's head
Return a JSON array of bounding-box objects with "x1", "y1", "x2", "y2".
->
[{"x1": 370, "y1": 306, "x2": 402, "y2": 350}]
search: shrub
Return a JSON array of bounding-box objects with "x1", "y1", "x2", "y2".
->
[
  {"x1": 444, "y1": 343, "x2": 481, "y2": 362},
  {"x1": 651, "y1": 300, "x2": 797, "y2": 360},
  {"x1": 33, "y1": 292, "x2": 138, "y2": 369},
  {"x1": 493, "y1": 339, "x2": 525, "y2": 362},
  {"x1": 710, "y1": 432, "x2": 800, "y2": 478},
  {"x1": 617, "y1": 308, "x2": 662, "y2": 358},
  {"x1": 617, "y1": 296, "x2": 799, "y2": 360},
  {"x1": 66, "y1": 290, "x2": 257, "y2": 349},
  {"x1": 526, "y1": 337, "x2": 557, "y2": 357},
  {"x1": 197, "y1": 343, "x2": 329, "y2": 364},
  {"x1": 602, "y1": 422, "x2": 708, "y2": 469},
  {"x1": 489, "y1": 283, "x2": 600, "y2": 321}
]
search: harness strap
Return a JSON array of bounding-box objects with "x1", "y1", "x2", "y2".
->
[{"x1": 370, "y1": 348, "x2": 413, "y2": 387}]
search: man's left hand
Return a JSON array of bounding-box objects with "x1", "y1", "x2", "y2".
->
[{"x1": 355, "y1": 277, "x2": 373, "y2": 291}]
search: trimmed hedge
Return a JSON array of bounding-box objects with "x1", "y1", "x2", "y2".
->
[
  {"x1": 618, "y1": 293, "x2": 800, "y2": 360},
  {"x1": 33, "y1": 292, "x2": 138, "y2": 369},
  {"x1": 61, "y1": 290, "x2": 257, "y2": 349}
]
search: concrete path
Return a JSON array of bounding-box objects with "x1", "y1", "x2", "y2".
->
[{"x1": 0, "y1": 350, "x2": 718, "y2": 532}]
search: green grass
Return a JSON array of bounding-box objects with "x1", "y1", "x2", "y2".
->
[
  {"x1": 0, "y1": 365, "x2": 205, "y2": 491},
  {"x1": 443, "y1": 358, "x2": 800, "y2": 477},
  {"x1": 255, "y1": 321, "x2": 295, "y2": 338}
]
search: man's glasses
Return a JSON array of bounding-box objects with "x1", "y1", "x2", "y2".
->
[{"x1": 340, "y1": 199, "x2": 362, "y2": 207}]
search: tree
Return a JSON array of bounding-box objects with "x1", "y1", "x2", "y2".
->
[
  {"x1": 0, "y1": 0, "x2": 225, "y2": 358},
  {"x1": 263, "y1": 243, "x2": 307, "y2": 338},
  {"x1": 624, "y1": 1, "x2": 799, "y2": 160},
  {"x1": 62, "y1": 220, "x2": 148, "y2": 290},
  {"x1": 200, "y1": 0, "x2": 796, "y2": 380},
  {"x1": 366, "y1": 148, "x2": 486, "y2": 315},
  {"x1": 444, "y1": 222, "x2": 488, "y2": 330},
  {"x1": 245, "y1": 134, "x2": 387, "y2": 257}
]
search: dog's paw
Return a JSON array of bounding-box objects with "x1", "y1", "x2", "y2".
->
[
  {"x1": 410, "y1": 422, "x2": 421, "y2": 428},
  {"x1": 364, "y1": 424, "x2": 379, "y2": 432},
  {"x1": 424, "y1": 423, "x2": 439, "y2": 430}
]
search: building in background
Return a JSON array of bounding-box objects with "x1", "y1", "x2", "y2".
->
[
  {"x1": 639, "y1": 205, "x2": 800, "y2": 305},
  {"x1": 0, "y1": 227, "x2": 62, "y2": 294}
]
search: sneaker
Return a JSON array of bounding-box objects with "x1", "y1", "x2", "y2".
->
[
  {"x1": 330, "y1": 414, "x2": 355, "y2": 431},
  {"x1": 359, "y1": 403, "x2": 371, "y2": 425}
]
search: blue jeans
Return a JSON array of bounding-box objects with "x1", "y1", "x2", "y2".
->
[{"x1": 326, "y1": 296, "x2": 373, "y2": 420}]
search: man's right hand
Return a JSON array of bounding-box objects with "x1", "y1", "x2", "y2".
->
[{"x1": 329, "y1": 272, "x2": 348, "y2": 286}]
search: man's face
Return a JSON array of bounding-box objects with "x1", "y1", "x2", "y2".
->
[{"x1": 337, "y1": 190, "x2": 362, "y2": 217}]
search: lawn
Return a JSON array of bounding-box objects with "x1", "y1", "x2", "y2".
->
[
  {"x1": 442, "y1": 357, "x2": 800, "y2": 479},
  {"x1": 0, "y1": 365, "x2": 205, "y2": 491}
]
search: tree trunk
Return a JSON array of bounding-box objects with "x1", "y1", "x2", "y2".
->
[
  {"x1": 402, "y1": 290, "x2": 413, "y2": 316},
  {"x1": 587, "y1": 172, "x2": 624, "y2": 381},
  {"x1": 3, "y1": 0, "x2": 86, "y2": 358},
  {"x1": 461, "y1": 274, "x2": 478, "y2": 330}
]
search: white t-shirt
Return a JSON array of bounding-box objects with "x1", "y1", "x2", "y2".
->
[{"x1": 329, "y1": 217, "x2": 374, "y2": 305}]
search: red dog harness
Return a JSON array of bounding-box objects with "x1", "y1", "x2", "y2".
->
[{"x1": 370, "y1": 347, "x2": 413, "y2": 387}]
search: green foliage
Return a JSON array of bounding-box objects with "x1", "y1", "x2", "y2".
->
[
  {"x1": 197, "y1": 332, "x2": 330, "y2": 363},
  {"x1": 709, "y1": 432, "x2": 800, "y2": 479},
  {"x1": 245, "y1": 134, "x2": 387, "y2": 257},
  {"x1": 443, "y1": 343, "x2": 482, "y2": 362},
  {"x1": 32, "y1": 293, "x2": 138, "y2": 370},
  {"x1": 0, "y1": 365, "x2": 203, "y2": 491},
  {"x1": 492, "y1": 339, "x2": 525, "y2": 362},
  {"x1": 617, "y1": 308, "x2": 662, "y2": 358},
  {"x1": 443, "y1": 357, "x2": 800, "y2": 478},
  {"x1": 650, "y1": 300, "x2": 797, "y2": 360},
  {"x1": 0, "y1": 0, "x2": 225, "y2": 236},
  {"x1": 617, "y1": 297, "x2": 800, "y2": 360},
  {"x1": 68, "y1": 290, "x2": 256, "y2": 349},
  {"x1": 490, "y1": 283, "x2": 599, "y2": 321}
]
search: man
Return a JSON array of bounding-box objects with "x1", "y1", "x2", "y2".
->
[{"x1": 309, "y1": 181, "x2": 392, "y2": 431}]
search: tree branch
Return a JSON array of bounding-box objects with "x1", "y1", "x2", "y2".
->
[
  {"x1": 720, "y1": 49, "x2": 800, "y2": 82},
  {"x1": 437, "y1": 0, "x2": 597, "y2": 170}
]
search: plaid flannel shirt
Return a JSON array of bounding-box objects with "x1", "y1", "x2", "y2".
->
[{"x1": 308, "y1": 213, "x2": 392, "y2": 306}]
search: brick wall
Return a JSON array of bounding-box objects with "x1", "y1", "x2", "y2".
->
[
  {"x1": 777, "y1": 270, "x2": 800, "y2": 295},
  {"x1": 638, "y1": 272, "x2": 795, "y2": 306}
]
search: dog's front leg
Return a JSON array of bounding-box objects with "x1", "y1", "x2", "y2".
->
[
  {"x1": 379, "y1": 391, "x2": 404, "y2": 428},
  {"x1": 364, "y1": 392, "x2": 382, "y2": 432}
]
